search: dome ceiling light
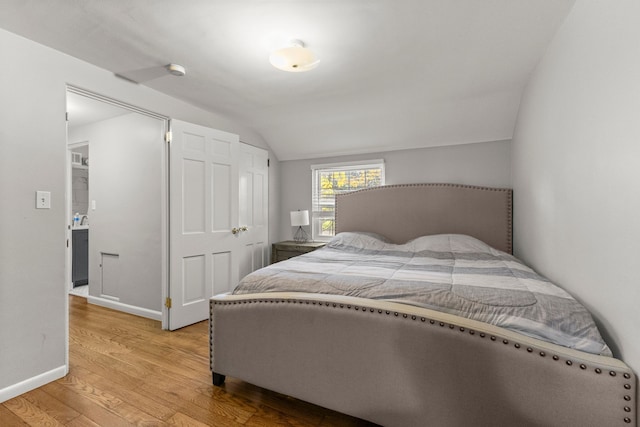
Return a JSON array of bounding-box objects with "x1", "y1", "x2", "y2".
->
[{"x1": 269, "y1": 39, "x2": 319, "y2": 72}]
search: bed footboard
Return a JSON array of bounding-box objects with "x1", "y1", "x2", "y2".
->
[{"x1": 210, "y1": 293, "x2": 637, "y2": 427}]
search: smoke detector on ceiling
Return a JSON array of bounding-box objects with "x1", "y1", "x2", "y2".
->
[{"x1": 166, "y1": 63, "x2": 186, "y2": 77}]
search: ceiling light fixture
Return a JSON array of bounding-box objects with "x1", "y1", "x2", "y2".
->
[
  {"x1": 269, "y1": 40, "x2": 319, "y2": 72},
  {"x1": 166, "y1": 63, "x2": 186, "y2": 77}
]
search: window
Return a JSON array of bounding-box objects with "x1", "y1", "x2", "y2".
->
[{"x1": 311, "y1": 160, "x2": 385, "y2": 241}]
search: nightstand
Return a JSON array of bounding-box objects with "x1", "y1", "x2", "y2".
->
[{"x1": 271, "y1": 241, "x2": 326, "y2": 263}]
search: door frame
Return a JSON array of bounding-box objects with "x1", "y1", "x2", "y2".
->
[
  {"x1": 66, "y1": 140, "x2": 89, "y2": 293},
  {"x1": 64, "y1": 86, "x2": 172, "y2": 330}
]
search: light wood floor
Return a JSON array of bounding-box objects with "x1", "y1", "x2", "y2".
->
[{"x1": 0, "y1": 296, "x2": 377, "y2": 426}]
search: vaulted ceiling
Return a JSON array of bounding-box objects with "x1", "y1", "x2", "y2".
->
[{"x1": 0, "y1": 0, "x2": 575, "y2": 160}]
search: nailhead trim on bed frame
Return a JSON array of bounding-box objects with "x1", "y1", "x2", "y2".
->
[{"x1": 211, "y1": 297, "x2": 636, "y2": 425}]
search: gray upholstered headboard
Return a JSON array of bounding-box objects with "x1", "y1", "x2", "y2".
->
[{"x1": 335, "y1": 183, "x2": 513, "y2": 253}]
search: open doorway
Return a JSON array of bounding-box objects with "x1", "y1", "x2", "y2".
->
[
  {"x1": 67, "y1": 141, "x2": 90, "y2": 297},
  {"x1": 64, "y1": 89, "x2": 270, "y2": 332},
  {"x1": 65, "y1": 87, "x2": 169, "y2": 325}
]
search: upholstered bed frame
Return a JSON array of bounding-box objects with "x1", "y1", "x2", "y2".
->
[{"x1": 210, "y1": 183, "x2": 637, "y2": 427}]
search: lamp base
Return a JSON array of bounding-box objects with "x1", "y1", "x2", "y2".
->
[{"x1": 293, "y1": 226, "x2": 309, "y2": 243}]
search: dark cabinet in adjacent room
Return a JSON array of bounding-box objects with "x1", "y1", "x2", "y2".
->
[{"x1": 72, "y1": 228, "x2": 88, "y2": 287}]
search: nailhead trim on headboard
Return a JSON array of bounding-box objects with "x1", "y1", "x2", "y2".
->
[{"x1": 335, "y1": 183, "x2": 513, "y2": 253}]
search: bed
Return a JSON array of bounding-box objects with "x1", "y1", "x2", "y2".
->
[{"x1": 210, "y1": 183, "x2": 637, "y2": 427}]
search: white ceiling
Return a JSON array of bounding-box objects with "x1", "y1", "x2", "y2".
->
[
  {"x1": 0, "y1": 0, "x2": 575, "y2": 161},
  {"x1": 66, "y1": 93, "x2": 130, "y2": 129}
]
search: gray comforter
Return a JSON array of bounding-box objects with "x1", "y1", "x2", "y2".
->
[{"x1": 233, "y1": 232, "x2": 611, "y2": 356}]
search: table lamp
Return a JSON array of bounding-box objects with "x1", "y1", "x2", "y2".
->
[{"x1": 290, "y1": 210, "x2": 310, "y2": 243}]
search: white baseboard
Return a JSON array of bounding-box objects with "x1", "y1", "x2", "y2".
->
[
  {"x1": 0, "y1": 365, "x2": 67, "y2": 403},
  {"x1": 87, "y1": 296, "x2": 162, "y2": 321}
]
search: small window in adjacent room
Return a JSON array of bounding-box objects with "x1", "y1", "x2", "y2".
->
[{"x1": 311, "y1": 160, "x2": 385, "y2": 241}]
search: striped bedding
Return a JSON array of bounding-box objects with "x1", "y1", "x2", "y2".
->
[{"x1": 233, "y1": 232, "x2": 611, "y2": 356}]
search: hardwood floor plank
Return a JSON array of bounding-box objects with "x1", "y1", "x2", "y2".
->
[
  {"x1": 2, "y1": 396, "x2": 65, "y2": 426},
  {"x1": 41, "y1": 380, "x2": 162, "y2": 427},
  {"x1": 0, "y1": 405, "x2": 29, "y2": 427},
  {"x1": 112, "y1": 342, "x2": 211, "y2": 385},
  {"x1": 0, "y1": 296, "x2": 377, "y2": 426},
  {"x1": 71, "y1": 365, "x2": 177, "y2": 422},
  {"x1": 69, "y1": 323, "x2": 133, "y2": 356},
  {"x1": 167, "y1": 411, "x2": 214, "y2": 427},
  {"x1": 21, "y1": 388, "x2": 80, "y2": 424},
  {"x1": 69, "y1": 343, "x2": 147, "y2": 387},
  {"x1": 64, "y1": 414, "x2": 102, "y2": 427},
  {"x1": 57, "y1": 373, "x2": 124, "y2": 410},
  {"x1": 137, "y1": 379, "x2": 253, "y2": 425}
]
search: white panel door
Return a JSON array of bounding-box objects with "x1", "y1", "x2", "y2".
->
[
  {"x1": 237, "y1": 143, "x2": 269, "y2": 279},
  {"x1": 169, "y1": 120, "x2": 239, "y2": 330}
]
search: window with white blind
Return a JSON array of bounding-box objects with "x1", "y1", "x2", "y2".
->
[{"x1": 311, "y1": 160, "x2": 385, "y2": 241}]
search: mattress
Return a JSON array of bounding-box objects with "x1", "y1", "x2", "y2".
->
[{"x1": 234, "y1": 232, "x2": 611, "y2": 356}]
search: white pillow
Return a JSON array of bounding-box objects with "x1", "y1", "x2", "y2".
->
[
  {"x1": 404, "y1": 234, "x2": 497, "y2": 254},
  {"x1": 327, "y1": 232, "x2": 390, "y2": 250}
]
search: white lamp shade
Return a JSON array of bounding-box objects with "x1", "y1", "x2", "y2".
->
[{"x1": 290, "y1": 210, "x2": 310, "y2": 226}]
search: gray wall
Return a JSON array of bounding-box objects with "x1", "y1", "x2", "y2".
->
[
  {"x1": 0, "y1": 31, "x2": 67, "y2": 397},
  {"x1": 69, "y1": 113, "x2": 165, "y2": 313},
  {"x1": 71, "y1": 168, "x2": 89, "y2": 216},
  {"x1": 512, "y1": 0, "x2": 639, "y2": 373},
  {"x1": 0, "y1": 27, "x2": 279, "y2": 400},
  {"x1": 279, "y1": 140, "x2": 511, "y2": 241},
  {"x1": 70, "y1": 145, "x2": 89, "y2": 216}
]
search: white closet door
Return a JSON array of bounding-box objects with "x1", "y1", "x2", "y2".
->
[
  {"x1": 168, "y1": 120, "x2": 239, "y2": 330},
  {"x1": 237, "y1": 143, "x2": 269, "y2": 280}
]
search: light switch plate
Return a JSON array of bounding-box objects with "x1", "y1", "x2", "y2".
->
[{"x1": 36, "y1": 191, "x2": 51, "y2": 209}]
